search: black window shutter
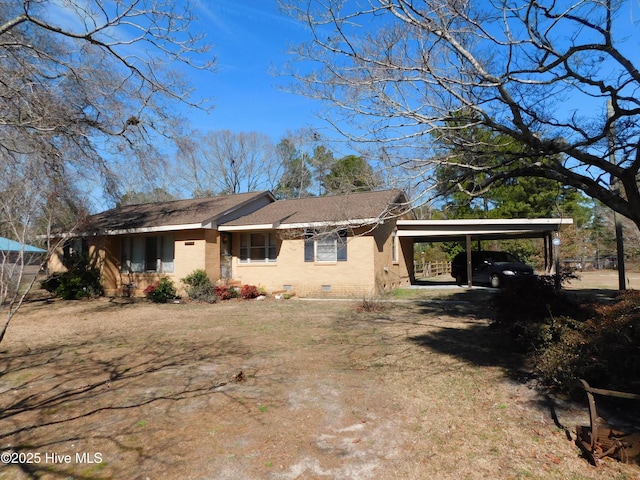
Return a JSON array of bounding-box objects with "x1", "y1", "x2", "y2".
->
[
  {"x1": 304, "y1": 230, "x2": 314, "y2": 262},
  {"x1": 337, "y1": 229, "x2": 347, "y2": 261}
]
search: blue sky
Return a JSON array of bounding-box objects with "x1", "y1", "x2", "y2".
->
[
  {"x1": 183, "y1": 0, "x2": 640, "y2": 146},
  {"x1": 44, "y1": 0, "x2": 318, "y2": 141},
  {"x1": 43, "y1": 0, "x2": 640, "y2": 209},
  {"x1": 186, "y1": 0, "x2": 325, "y2": 142}
]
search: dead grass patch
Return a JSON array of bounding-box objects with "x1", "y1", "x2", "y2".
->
[{"x1": 0, "y1": 294, "x2": 637, "y2": 479}]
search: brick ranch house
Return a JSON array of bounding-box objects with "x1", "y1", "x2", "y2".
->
[{"x1": 48, "y1": 189, "x2": 415, "y2": 297}]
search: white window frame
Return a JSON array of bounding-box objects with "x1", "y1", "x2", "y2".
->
[
  {"x1": 120, "y1": 235, "x2": 174, "y2": 273},
  {"x1": 239, "y1": 232, "x2": 278, "y2": 263},
  {"x1": 392, "y1": 230, "x2": 398, "y2": 263},
  {"x1": 305, "y1": 229, "x2": 347, "y2": 263},
  {"x1": 315, "y1": 236, "x2": 337, "y2": 262}
]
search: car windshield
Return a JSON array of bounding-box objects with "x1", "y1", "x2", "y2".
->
[{"x1": 484, "y1": 252, "x2": 520, "y2": 263}]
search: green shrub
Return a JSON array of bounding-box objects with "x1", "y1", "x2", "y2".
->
[
  {"x1": 182, "y1": 269, "x2": 210, "y2": 288},
  {"x1": 41, "y1": 253, "x2": 103, "y2": 299},
  {"x1": 144, "y1": 277, "x2": 177, "y2": 303},
  {"x1": 181, "y1": 269, "x2": 218, "y2": 303},
  {"x1": 40, "y1": 273, "x2": 62, "y2": 293}
]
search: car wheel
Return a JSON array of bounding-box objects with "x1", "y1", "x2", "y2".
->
[{"x1": 490, "y1": 274, "x2": 500, "y2": 288}]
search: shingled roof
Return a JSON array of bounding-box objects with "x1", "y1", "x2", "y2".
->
[
  {"x1": 219, "y1": 189, "x2": 410, "y2": 230},
  {"x1": 80, "y1": 191, "x2": 274, "y2": 234}
]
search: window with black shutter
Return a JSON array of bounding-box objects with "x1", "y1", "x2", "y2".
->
[{"x1": 304, "y1": 229, "x2": 348, "y2": 262}]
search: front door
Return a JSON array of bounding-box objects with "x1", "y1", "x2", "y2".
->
[{"x1": 220, "y1": 233, "x2": 232, "y2": 279}]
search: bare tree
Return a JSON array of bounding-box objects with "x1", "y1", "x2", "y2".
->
[
  {"x1": 175, "y1": 130, "x2": 278, "y2": 196},
  {"x1": 0, "y1": 151, "x2": 89, "y2": 342},
  {"x1": 279, "y1": 0, "x2": 640, "y2": 230},
  {"x1": 0, "y1": 0, "x2": 214, "y2": 201},
  {"x1": 0, "y1": 1, "x2": 213, "y2": 341}
]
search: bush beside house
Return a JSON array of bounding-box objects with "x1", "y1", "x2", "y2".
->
[
  {"x1": 41, "y1": 254, "x2": 103, "y2": 300},
  {"x1": 143, "y1": 277, "x2": 177, "y2": 303}
]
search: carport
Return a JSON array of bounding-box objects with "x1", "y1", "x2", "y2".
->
[{"x1": 395, "y1": 218, "x2": 573, "y2": 287}]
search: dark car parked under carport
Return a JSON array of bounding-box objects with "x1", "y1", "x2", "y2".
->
[{"x1": 451, "y1": 251, "x2": 535, "y2": 288}]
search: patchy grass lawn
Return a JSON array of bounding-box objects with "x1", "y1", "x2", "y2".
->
[{"x1": 0, "y1": 289, "x2": 638, "y2": 479}]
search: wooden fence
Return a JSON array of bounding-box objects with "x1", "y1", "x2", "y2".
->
[{"x1": 415, "y1": 261, "x2": 452, "y2": 278}]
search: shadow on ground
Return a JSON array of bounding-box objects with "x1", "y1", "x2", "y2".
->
[
  {"x1": 410, "y1": 310, "x2": 522, "y2": 371},
  {"x1": 405, "y1": 290, "x2": 528, "y2": 378},
  {"x1": 398, "y1": 289, "x2": 599, "y2": 441},
  {"x1": 402, "y1": 287, "x2": 640, "y2": 458},
  {"x1": 0, "y1": 335, "x2": 257, "y2": 479}
]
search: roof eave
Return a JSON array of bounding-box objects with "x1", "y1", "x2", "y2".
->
[
  {"x1": 397, "y1": 218, "x2": 573, "y2": 227},
  {"x1": 278, "y1": 218, "x2": 382, "y2": 230},
  {"x1": 53, "y1": 223, "x2": 210, "y2": 237},
  {"x1": 396, "y1": 218, "x2": 574, "y2": 238},
  {"x1": 218, "y1": 223, "x2": 278, "y2": 232}
]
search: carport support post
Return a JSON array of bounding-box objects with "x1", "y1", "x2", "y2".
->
[
  {"x1": 553, "y1": 233, "x2": 561, "y2": 290},
  {"x1": 615, "y1": 216, "x2": 626, "y2": 290},
  {"x1": 466, "y1": 234, "x2": 472, "y2": 288},
  {"x1": 544, "y1": 234, "x2": 551, "y2": 274}
]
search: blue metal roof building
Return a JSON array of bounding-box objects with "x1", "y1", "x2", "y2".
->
[{"x1": 0, "y1": 236, "x2": 46, "y2": 254}]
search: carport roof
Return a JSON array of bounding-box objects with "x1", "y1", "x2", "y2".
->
[{"x1": 396, "y1": 218, "x2": 573, "y2": 242}]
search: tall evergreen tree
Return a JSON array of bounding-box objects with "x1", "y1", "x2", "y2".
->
[
  {"x1": 435, "y1": 123, "x2": 592, "y2": 222},
  {"x1": 274, "y1": 138, "x2": 312, "y2": 199},
  {"x1": 322, "y1": 155, "x2": 381, "y2": 195}
]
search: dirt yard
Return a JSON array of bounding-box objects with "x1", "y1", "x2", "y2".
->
[{"x1": 1, "y1": 273, "x2": 639, "y2": 479}]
